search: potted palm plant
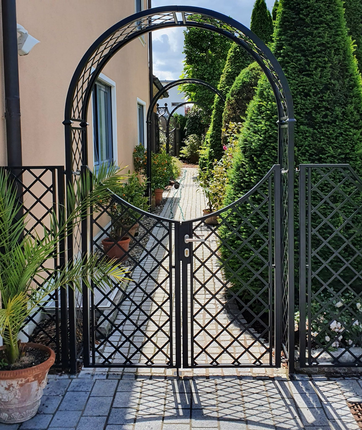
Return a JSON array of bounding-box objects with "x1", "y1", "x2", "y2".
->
[{"x1": 0, "y1": 167, "x2": 127, "y2": 424}]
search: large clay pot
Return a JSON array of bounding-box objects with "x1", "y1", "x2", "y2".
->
[
  {"x1": 203, "y1": 209, "x2": 218, "y2": 226},
  {"x1": 154, "y1": 188, "x2": 163, "y2": 206},
  {"x1": 0, "y1": 343, "x2": 55, "y2": 424},
  {"x1": 102, "y1": 236, "x2": 130, "y2": 260}
]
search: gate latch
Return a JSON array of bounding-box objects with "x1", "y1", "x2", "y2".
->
[{"x1": 184, "y1": 234, "x2": 205, "y2": 243}]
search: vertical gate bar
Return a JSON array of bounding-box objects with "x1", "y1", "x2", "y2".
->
[
  {"x1": 299, "y1": 165, "x2": 307, "y2": 367},
  {"x1": 274, "y1": 165, "x2": 282, "y2": 367},
  {"x1": 81, "y1": 165, "x2": 90, "y2": 367},
  {"x1": 169, "y1": 222, "x2": 174, "y2": 367},
  {"x1": 307, "y1": 167, "x2": 312, "y2": 365},
  {"x1": 57, "y1": 166, "x2": 68, "y2": 370},
  {"x1": 51, "y1": 169, "x2": 60, "y2": 361},
  {"x1": 190, "y1": 224, "x2": 194, "y2": 368},
  {"x1": 182, "y1": 254, "x2": 188, "y2": 369},
  {"x1": 287, "y1": 120, "x2": 296, "y2": 375},
  {"x1": 174, "y1": 223, "x2": 182, "y2": 368},
  {"x1": 89, "y1": 185, "x2": 95, "y2": 366},
  {"x1": 182, "y1": 223, "x2": 192, "y2": 369},
  {"x1": 268, "y1": 171, "x2": 273, "y2": 366}
]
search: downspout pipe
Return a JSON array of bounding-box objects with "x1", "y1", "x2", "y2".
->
[{"x1": 2, "y1": 0, "x2": 22, "y2": 167}]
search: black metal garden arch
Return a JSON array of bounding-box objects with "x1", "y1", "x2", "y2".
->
[
  {"x1": 147, "y1": 78, "x2": 225, "y2": 193},
  {"x1": 64, "y1": 6, "x2": 296, "y2": 372}
]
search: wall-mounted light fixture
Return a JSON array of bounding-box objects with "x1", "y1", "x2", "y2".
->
[{"x1": 17, "y1": 24, "x2": 39, "y2": 56}]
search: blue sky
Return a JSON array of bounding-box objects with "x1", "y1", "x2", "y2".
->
[{"x1": 151, "y1": 0, "x2": 275, "y2": 79}]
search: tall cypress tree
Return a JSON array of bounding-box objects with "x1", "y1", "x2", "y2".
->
[
  {"x1": 251, "y1": 0, "x2": 274, "y2": 44},
  {"x1": 344, "y1": 0, "x2": 362, "y2": 74},
  {"x1": 272, "y1": 0, "x2": 279, "y2": 21},
  {"x1": 202, "y1": 0, "x2": 273, "y2": 169},
  {"x1": 222, "y1": 0, "x2": 362, "y2": 311},
  {"x1": 181, "y1": 28, "x2": 231, "y2": 120}
]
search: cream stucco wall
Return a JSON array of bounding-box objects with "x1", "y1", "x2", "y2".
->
[{"x1": 1, "y1": 0, "x2": 149, "y2": 170}]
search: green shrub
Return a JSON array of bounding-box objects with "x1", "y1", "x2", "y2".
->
[
  {"x1": 185, "y1": 106, "x2": 205, "y2": 138},
  {"x1": 202, "y1": 43, "x2": 252, "y2": 170},
  {"x1": 208, "y1": 123, "x2": 241, "y2": 211},
  {"x1": 221, "y1": 62, "x2": 262, "y2": 145},
  {"x1": 180, "y1": 134, "x2": 202, "y2": 164},
  {"x1": 151, "y1": 151, "x2": 174, "y2": 191}
]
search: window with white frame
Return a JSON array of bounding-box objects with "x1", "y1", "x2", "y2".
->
[
  {"x1": 137, "y1": 101, "x2": 146, "y2": 147},
  {"x1": 135, "y1": 0, "x2": 143, "y2": 13},
  {"x1": 93, "y1": 80, "x2": 115, "y2": 167}
]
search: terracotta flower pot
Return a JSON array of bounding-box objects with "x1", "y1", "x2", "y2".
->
[
  {"x1": 0, "y1": 343, "x2": 55, "y2": 424},
  {"x1": 203, "y1": 209, "x2": 218, "y2": 225},
  {"x1": 154, "y1": 188, "x2": 163, "y2": 206},
  {"x1": 102, "y1": 236, "x2": 130, "y2": 260}
]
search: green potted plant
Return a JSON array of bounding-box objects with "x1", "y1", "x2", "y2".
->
[
  {"x1": 100, "y1": 172, "x2": 149, "y2": 258},
  {"x1": 198, "y1": 169, "x2": 219, "y2": 225},
  {"x1": 151, "y1": 151, "x2": 174, "y2": 205},
  {"x1": 0, "y1": 167, "x2": 127, "y2": 424},
  {"x1": 133, "y1": 144, "x2": 147, "y2": 177}
]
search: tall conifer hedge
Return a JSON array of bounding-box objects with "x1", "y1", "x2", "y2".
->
[
  {"x1": 202, "y1": 0, "x2": 273, "y2": 170},
  {"x1": 222, "y1": 0, "x2": 362, "y2": 312},
  {"x1": 344, "y1": 0, "x2": 362, "y2": 74}
]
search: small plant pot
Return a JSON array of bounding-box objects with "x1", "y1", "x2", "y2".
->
[
  {"x1": 203, "y1": 209, "x2": 218, "y2": 225},
  {"x1": 0, "y1": 343, "x2": 55, "y2": 424},
  {"x1": 102, "y1": 236, "x2": 131, "y2": 261},
  {"x1": 154, "y1": 188, "x2": 164, "y2": 206}
]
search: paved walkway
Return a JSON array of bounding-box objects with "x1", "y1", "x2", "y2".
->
[
  {"x1": 7, "y1": 168, "x2": 362, "y2": 430},
  {"x1": 96, "y1": 167, "x2": 269, "y2": 367}
]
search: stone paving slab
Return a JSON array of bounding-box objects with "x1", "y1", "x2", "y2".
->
[{"x1": 2, "y1": 373, "x2": 358, "y2": 429}]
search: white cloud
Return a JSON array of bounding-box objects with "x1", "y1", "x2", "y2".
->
[{"x1": 151, "y1": 0, "x2": 275, "y2": 79}]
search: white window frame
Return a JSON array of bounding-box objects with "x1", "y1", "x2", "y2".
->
[
  {"x1": 135, "y1": 0, "x2": 146, "y2": 46},
  {"x1": 91, "y1": 72, "x2": 118, "y2": 168},
  {"x1": 137, "y1": 98, "x2": 147, "y2": 149}
]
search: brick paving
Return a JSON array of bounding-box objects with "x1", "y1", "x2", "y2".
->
[
  {"x1": 7, "y1": 168, "x2": 361, "y2": 429},
  {"x1": 7, "y1": 372, "x2": 361, "y2": 429}
]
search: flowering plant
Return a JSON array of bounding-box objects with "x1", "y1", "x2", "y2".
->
[
  {"x1": 133, "y1": 144, "x2": 147, "y2": 175},
  {"x1": 151, "y1": 151, "x2": 174, "y2": 191},
  {"x1": 295, "y1": 290, "x2": 362, "y2": 349},
  {"x1": 199, "y1": 122, "x2": 240, "y2": 212}
]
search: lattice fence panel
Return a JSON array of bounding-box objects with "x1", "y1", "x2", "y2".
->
[{"x1": 299, "y1": 164, "x2": 362, "y2": 367}]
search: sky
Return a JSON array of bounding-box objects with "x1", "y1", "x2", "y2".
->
[{"x1": 151, "y1": 0, "x2": 275, "y2": 80}]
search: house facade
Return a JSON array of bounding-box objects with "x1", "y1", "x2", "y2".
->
[{"x1": 0, "y1": 0, "x2": 151, "y2": 171}]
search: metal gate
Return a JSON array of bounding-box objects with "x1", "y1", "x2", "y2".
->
[{"x1": 84, "y1": 165, "x2": 283, "y2": 368}]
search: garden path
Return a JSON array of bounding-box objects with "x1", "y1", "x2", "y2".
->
[{"x1": 96, "y1": 167, "x2": 269, "y2": 368}]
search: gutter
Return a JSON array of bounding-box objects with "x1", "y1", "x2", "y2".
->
[{"x1": 1, "y1": 0, "x2": 22, "y2": 167}]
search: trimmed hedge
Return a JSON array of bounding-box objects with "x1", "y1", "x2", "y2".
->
[
  {"x1": 221, "y1": 62, "x2": 262, "y2": 145},
  {"x1": 202, "y1": 0, "x2": 274, "y2": 171},
  {"x1": 222, "y1": 0, "x2": 362, "y2": 313},
  {"x1": 203, "y1": 44, "x2": 252, "y2": 167},
  {"x1": 344, "y1": 0, "x2": 362, "y2": 74}
]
